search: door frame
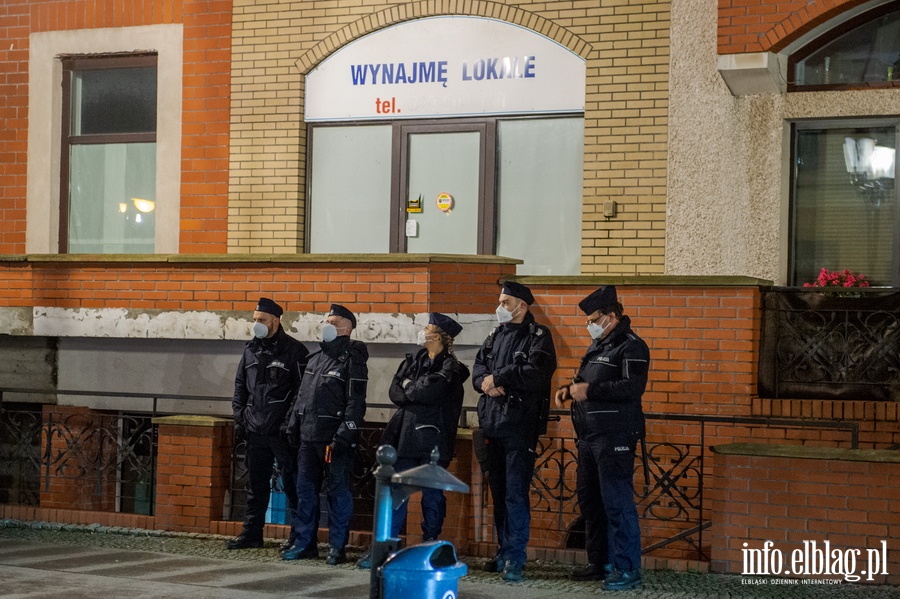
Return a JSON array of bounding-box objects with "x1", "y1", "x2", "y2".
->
[{"x1": 390, "y1": 120, "x2": 496, "y2": 253}]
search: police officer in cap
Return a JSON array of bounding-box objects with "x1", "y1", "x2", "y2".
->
[
  {"x1": 555, "y1": 286, "x2": 650, "y2": 591},
  {"x1": 357, "y1": 313, "x2": 470, "y2": 569},
  {"x1": 473, "y1": 281, "x2": 557, "y2": 582},
  {"x1": 228, "y1": 297, "x2": 309, "y2": 550},
  {"x1": 283, "y1": 304, "x2": 368, "y2": 566}
]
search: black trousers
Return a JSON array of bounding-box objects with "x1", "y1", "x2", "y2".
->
[
  {"x1": 243, "y1": 431, "x2": 298, "y2": 538},
  {"x1": 484, "y1": 434, "x2": 536, "y2": 565}
]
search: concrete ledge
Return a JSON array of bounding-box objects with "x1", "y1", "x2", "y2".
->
[
  {"x1": 711, "y1": 442, "x2": 900, "y2": 463},
  {"x1": 13, "y1": 253, "x2": 522, "y2": 265},
  {"x1": 152, "y1": 415, "x2": 232, "y2": 427},
  {"x1": 508, "y1": 275, "x2": 773, "y2": 286}
]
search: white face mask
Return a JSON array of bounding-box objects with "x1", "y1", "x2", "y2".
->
[
  {"x1": 252, "y1": 322, "x2": 269, "y2": 339},
  {"x1": 587, "y1": 316, "x2": 611, "y2": 340},
  {"x1": 321, "y1": 323, "x2": 338, "y2": 343},
  {"x1": 496, "y1": 302, "x2": 521, "y2": 324},
  {"x1": 417, "y1": 330, "x2": 438, "y2": 346}
]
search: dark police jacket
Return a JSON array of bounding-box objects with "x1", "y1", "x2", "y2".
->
[
  {"x1": 289, "y1": 336, "x2": 368, "y2": 445},
  {"x1": 387, "y1": 349, "x2": 470, "y2": 464},
  {"x1": 232, "y1": 326, "x2": 310, "y2": 436},
  {"x1": 473, "y1": 312, "x2": 557, "y2": 441},
  {"x1": 570, "y1": 315, "x2": 649, "y2": 442}
]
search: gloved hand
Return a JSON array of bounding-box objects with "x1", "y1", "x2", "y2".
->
[
  {"x1": 281, "y1": 422, "x2": 299, "y2": 448},
  {"x1": 334, "y1": 421, "x2": 359, "y2": 448}
]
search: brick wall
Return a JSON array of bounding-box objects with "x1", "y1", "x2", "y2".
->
[
  {"x1": 6, "y1": 0, "x2": 671, "y2": 270},
  {"x1": 229, "y1": 0, "x2": 670, "y2": 274},
  {"x1": 525, "y1": 280, "x2": 900, "y2": 562},
  {"x1": 717, "y1": 0, "x2": 858, "y2": 55},
  {"x1": 0, "y1": 0, "x2": 230, "y2": 254},
  {"x1": 528, "y1": 282, "x2": 760, "y2": 415},
  {"x1": 531, "y1": 282, "x2": 762, "y2": 561},
  {"x1": 0, "y1": 256, "x2": 514, "y2": 312},
  {"x1": 710, "y1": 444, "x2": 900, "y2": 585},
  {"x1": 0, "y1": 504, "x2": 155, "y2": 529}
]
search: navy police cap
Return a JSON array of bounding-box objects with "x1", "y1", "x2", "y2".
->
[
  {"x1": 428, "y1": 312, "x2": 462, "y2": 338},
  {"x1": 328, "y1": 303, "x2": 357, "y2": 328},
  {"x1": 578, "y1": 286, "x2": 618, "y2": 315},
  {"x1": 255, "y1": 297, "x2": 283, "y2": 318},
  {"x1": 501, "y1": 281, "x2": 535, "y2": 305}
]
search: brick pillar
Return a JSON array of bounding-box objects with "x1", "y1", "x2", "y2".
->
[
  {"x1": 152, "y1": 415, "x2": 233, "y2": 533},
  {"x1": 443, "y1": 432, "x2": 476, "y2": 550}
]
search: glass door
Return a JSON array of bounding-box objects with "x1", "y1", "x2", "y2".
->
[{"x1": 395, "y1": 123, "x2": 493, "y2": 253}]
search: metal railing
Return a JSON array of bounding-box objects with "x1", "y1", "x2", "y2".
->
[
  {"x1": 759, "y1": 287, "x2": 900, "y2": 400},
  {"x1": 512, "y1": 410, "x2": 857, "y2": 560},
  {"x1": 0, "y1": 390, "x2": 860, "y2": 560},
  {"x1": 0, "y1": 388, "x2": 229, "y2": 516},
  {"x1": 228, "y1": 404, "x2": 859, "y2": 561}
]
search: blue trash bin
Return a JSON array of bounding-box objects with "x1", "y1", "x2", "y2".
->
[{"x1": 380, "y1": 541, "x2": 467, "y2": 599}]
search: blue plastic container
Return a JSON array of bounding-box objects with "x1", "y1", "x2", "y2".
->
[
  {"x1": 265, "y1": 490, "x2": 289, "y2": 524},
  {"x1": 380, "y1": 541, "x2": 467, "y2": 599}
]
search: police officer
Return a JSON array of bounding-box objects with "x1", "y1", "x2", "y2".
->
[
  {"x1": 283, "y1": 304, "x2": 368, "y2": 566},
  {"x1": 357, "y1": 313, "x2": 469, "y2": 570},
  {"x1": 473, "y1": 282, "x2": 556, "y2": 582},
  {"x1": 228, "y1": 297, "x2": 309, "y2": 550},
  {"x1": 555, "y1": 286, "x2": 649, "y2": 592}
]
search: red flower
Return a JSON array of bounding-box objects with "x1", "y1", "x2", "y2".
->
[{"x1": 806, "y1": 268, "x2": 870, "y2": 288}]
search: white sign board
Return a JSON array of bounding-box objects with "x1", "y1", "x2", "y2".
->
[{"x1": 305, "y1": 16, "x2": 585, "y2": 121}]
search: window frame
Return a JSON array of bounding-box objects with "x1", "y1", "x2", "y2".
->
[
  {"x1": 305, "y1": 113, "x2": 581, "y2": 256},
  {"x1": 59, "y1": 53, "x2": 158, "y2": 254},
  {"x1": 788, "y1": 1, "x2": 900, "y2": 92},
  {"x1": 392, "y1": 119, "x2": 495, "y2": 254},
  {"x1": 788, "y1": 118, "x2": 900, "y2": 287}
]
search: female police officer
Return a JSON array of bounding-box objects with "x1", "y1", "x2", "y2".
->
[{"x1": 357, "y1": 313, "x2": 469, "y2": 568}]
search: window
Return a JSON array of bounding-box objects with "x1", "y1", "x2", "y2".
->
[
  {"x1": 496, "y1": 118, "x2": 583, "y2": 275},
  {"x1": 790, "y1": 121, "x2": 899, "y2": 286},
  {"x1": 791, "y1": 3, "x2": 900, "y2": 90},
  {"x1": 302, "y1": 17, "x2": 585, "y2": 273},
  {"x1": 307, "y1": 115, "x2": 583, "y2": 275},
  {"x1": 61, "y1": 55, "x2": 158, "y2": 253},
  {"x1": 308, "y1": 125, "x2": 393, "y2": 253}
]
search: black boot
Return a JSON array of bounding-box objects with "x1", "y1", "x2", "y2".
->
[
  {"x1": 282, "y1": 544, "x2": 319, "y2": 561},
  {"x1": 602, "y1": 569, "x2": 642, "y2": 591},
  {"x1": 226, "y1": 534, "x2": 264, "y2": 550},
  {"x1": 482, "y1": 554, "x2": 504, "y2": 573},
  {"x1": 570, "y1": 562, "x2": 613, "y2": 581},
  {"x1": 326, "y1": 547, "x2": 348, "y2": 565}
]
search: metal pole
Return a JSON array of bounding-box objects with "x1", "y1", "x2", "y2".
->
[{"x1": 370, "y1": 445, "x2": 400, "y2": 599}]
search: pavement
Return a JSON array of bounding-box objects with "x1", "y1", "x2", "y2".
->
[{"x1": 0, "y1": 520, "x2": 897, "y2": 598}]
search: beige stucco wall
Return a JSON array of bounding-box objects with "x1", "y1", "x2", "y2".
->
[
  {"x1": 666, "y1": 0, "x2": 784, "y2": 281},
  {"x1": 667, "y1": 0, "x2": 899, "y2": 284}
]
